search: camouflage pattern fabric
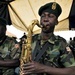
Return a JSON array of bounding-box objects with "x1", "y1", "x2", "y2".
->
[
  {"x1": 0, "y1": 36, "x2": 21, "y2": 75},
  {"x1": 31, "y1": 34, "x2": 75, "y2": 75},
  {"x1": 69, "y1": 40, "x2": 75, "y2": 58}
]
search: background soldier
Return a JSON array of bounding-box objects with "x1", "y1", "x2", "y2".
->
[{"x1": 0, "y1": 17, "x2": 21, "y2": 75}]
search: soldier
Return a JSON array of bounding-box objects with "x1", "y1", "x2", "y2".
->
[
  {"x1": 0, "y1": 17, "x2": 21, "y2": 75},
  {"x1": 21, "y1": 2, "x2": 75, "y2": 75}
]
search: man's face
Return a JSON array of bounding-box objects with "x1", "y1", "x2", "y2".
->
[
  {"x1": 0, "y1": 25, "x2": 6, "y2": 38},
  {"x1": 40, "y1": 12, "x2": 58, "y2": 33}
]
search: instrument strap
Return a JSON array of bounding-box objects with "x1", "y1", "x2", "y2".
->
[
  {"x1": 32, "y1": 40, "x2": 52, "y2": 62},
  {"x1": 32, "y1": 40, "x2": 40, "y2": 60}
]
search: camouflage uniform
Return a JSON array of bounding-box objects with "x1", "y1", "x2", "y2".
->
[
  {"x1": 31, "y1": 34, "x2": 75, "y2": 75},
  {"x1": 0, "y1": 36, "x2": 21, "y2": 75}
]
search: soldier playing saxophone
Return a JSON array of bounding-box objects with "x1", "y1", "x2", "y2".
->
[{"x1": 20, "y1": 2, "x2": 75, "y2": 75}]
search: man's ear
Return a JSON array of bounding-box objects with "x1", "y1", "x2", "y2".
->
[{"x1": 55, "y1": 20, "x2": 58, "y2": 25}]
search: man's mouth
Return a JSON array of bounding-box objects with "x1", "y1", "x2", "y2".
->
[{"x1": 42, "y1": 25, "x2": 50, "y2": 29}]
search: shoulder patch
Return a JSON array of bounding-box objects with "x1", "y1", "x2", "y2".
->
[
  {"x1": 66, "y1": 46, "x2": 72, "y2": 52},
  {"x1": 15, "y1": 44, "x2": 20, "y2": 48}
]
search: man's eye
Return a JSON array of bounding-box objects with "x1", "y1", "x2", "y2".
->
[
  {"x1": 41, "y1": 15, "x2": 45, "y2": 17},
  {"x1": 49, "y1": 16, "x2": 53, "y2": 18},
  {"x1": 49, "y1": 16, "x2": 54, "y2": 18}
]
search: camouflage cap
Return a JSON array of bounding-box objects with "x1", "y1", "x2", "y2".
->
[
  {"x1": 38, "y1": 2, "x2": 62, "y2": 18},
  {"x1": 0, "y1": 17, "x2": 7, "y2": 26}
]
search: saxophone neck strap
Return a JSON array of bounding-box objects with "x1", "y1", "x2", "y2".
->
[{"x1": 32, "y1": 40, "x2": 51, "y2": 62}]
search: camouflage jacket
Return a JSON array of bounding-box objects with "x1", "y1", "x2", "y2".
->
[
  {"x1": 31, "y1": 34, "x2": 75, "y2": 75},
  {"x1": 0, "y1": 36, "x2": 21, "y2": 75}
]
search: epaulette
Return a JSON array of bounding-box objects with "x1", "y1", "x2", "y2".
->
[
  {"x1": 55, "y1": 35, "x2": 67, "y2": 43},
  {"x1": 32, "y1": 34, "x2": 39, "y2": 41},
  {"x1": 6, "y1": 36, "x2": 16, "y2": 42}
]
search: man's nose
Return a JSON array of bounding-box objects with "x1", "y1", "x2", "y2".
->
[{"x1": 44, "y1": 16, "x2": 49, "y2": 22}]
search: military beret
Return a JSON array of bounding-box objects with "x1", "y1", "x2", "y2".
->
[
  {"x1": 38, "y1": 2, "x2": 62, "y2": 18},
  {"x1": 0, "y1": 17, "x2": 7, "y2": 26}
]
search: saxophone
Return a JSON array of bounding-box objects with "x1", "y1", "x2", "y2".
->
[{"x1": 20, "y1": 19, "x2": 42, "y2": 75}]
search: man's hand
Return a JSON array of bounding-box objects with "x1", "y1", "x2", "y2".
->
[{"x1": 21, "y1": 60, "x2": 46, "y2": 74}]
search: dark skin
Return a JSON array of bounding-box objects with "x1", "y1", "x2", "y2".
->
[
  {"x1": 0, "y1": 60, "x2": 20, "y2": 68},
  {"x1": 0, "y1": 25, "x2": 6, "y2": 40},
  {"x1": 21, "y1": 12, "x2": 75, "y2": 75},
  {"x1": 0, "y1": 25, "x2": 20, "y2": 68}
]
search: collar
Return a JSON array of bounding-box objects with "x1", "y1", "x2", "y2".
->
[{"x1": 37, "y1": 33, "x2": 56, "y2": 44}]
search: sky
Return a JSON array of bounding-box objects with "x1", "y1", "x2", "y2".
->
[
  {"x1": 6, "y1": 25, "x2": 24, "y2": 38},
  {"x1": 54, "y1": 30, "x2": 75, "y2": 42},
  {"x1": 6, "y1": 25, "x2": 75, "y2": 42}
]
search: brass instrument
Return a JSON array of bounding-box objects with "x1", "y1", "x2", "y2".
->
[{"x1": 20, "y1": 19, "x2": 42, "y2": 75}]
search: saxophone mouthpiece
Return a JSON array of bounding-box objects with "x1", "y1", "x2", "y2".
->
[
  {"x1": 37, "y1": 24, "x2": 43, "y2": 28},
  {"x1": 41, "y1": 25, "x2": 47, "y2": 28},
  {"x1": 32, "y1": 19, "x2": 43, "y2": 28}
]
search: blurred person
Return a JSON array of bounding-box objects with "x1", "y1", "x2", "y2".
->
[{"x1": 0, "y1": 17, "x2": 21, "y2": 75}]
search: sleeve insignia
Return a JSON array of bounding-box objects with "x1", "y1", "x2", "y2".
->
[
  {"x1": 66, "y1": 47, "x2": 72, "y2": 52},
  {"x1": 15, "y1": 44, "x2": 20, "y2": 48}
]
